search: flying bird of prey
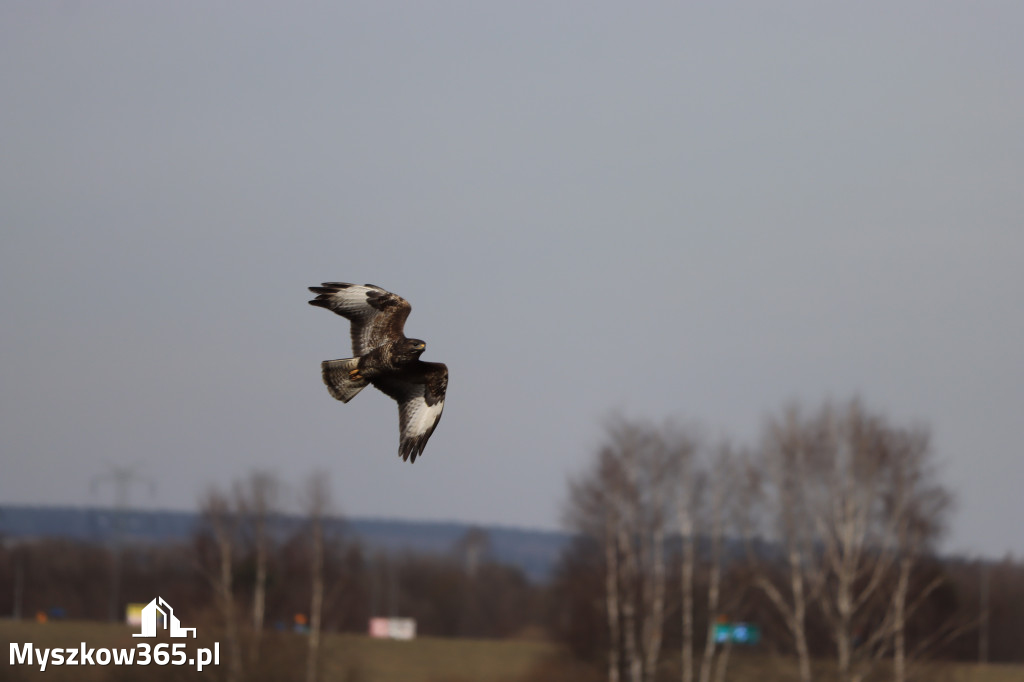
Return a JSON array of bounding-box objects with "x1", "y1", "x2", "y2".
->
[{"x1": 308, "y1": 282, "x2": 448, "y2": 462}]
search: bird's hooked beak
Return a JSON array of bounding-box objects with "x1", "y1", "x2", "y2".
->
[{"x1": 415, "y1": 342, "x2": 425, "y2": 350}]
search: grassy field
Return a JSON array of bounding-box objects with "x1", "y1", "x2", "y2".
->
[
  {"x1": 0, "y1": 619, "x2": 559, "y2": 682},
  {"x1": 2, "y1": 619, "x2": 1023, "y2": 682}
]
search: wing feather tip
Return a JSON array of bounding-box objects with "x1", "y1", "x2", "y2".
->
[
  {"x1": 398, "y1": 437, "x2": 427, "y2": 463},
  {"x1": 309, "y1": 283, "x2": 356, "y2": 295}
]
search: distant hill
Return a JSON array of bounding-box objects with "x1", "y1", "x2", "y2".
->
[{"x1": 0, "y1": 504, "x2": 571, "y2": 582}]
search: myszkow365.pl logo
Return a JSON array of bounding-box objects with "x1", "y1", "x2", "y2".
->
[{"x1": 9, "y1": 597, "x2": 220, "y2": 673}]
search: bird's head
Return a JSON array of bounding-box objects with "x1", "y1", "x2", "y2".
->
[{"x1": 402, "y1": 338, "x2": 427, "y2": 358}]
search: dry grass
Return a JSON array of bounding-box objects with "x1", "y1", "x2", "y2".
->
[
  {"x1": 2, "y1": 620, "x2": 1023, "y2": 682},
  {"x1": 318, "y1": 634, "x2": 555, "y2": 682},
  {"x1": 0, "y1": 619, "x2": 556, "y2": 682}
]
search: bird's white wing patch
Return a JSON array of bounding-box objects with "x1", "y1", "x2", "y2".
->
[
  {"x1": 308, "y1": 282, "x2": 410, "y2": 356},
  {"x1": 407, "y1": 397, "x2": 444, "y2": 437},
  {"x1": 320, "y1": 284, "x2": 383, "y2": 316},
  {"x1": 397, "y1": 391, "x2": 445, "y2": 462}
]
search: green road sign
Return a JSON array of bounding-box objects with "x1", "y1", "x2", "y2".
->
[{"x1": 713, "y1": 622, "x2": 761, "y2": 645}]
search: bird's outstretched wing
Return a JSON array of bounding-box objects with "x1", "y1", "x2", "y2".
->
[
  {"x1": 372, "y1": 362, "x2": 448, "y2": 462},
  {"x1": 308, "y1": 283, "x2": 411, "y2": 356}
]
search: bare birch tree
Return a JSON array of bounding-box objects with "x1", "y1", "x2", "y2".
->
[
  {"x1": 199, "y1": 488, "x2": 243, "y2": 682},
  {"x1": 640, "y1": 427, "x2": 678, "y2": 682},
  {"x1": 671, "y1": 429, "x2": 700, "y2": 682},
  {"x1": 746, "y1": 400, "x2": 952, "y2": 682},
  {"x1": 883, "y1": 427, "x2": 952, "y2": 682},
  {"x1": 235, "y1": 469, "x2": 279, "y2": 667},
  {"x1": 697, "y1": 443, "x2": 739, "y2": 682},
  {"x1": 740, "y1": 406, "x2": 816, "y2": 682},
  {"x1": 567, "y1": 450, "x2": 625, "y2": 682},
  {"x1": 805, "y1": 402, "x2": 951, "y2": 682},
  {"x1": 566, "y1": 418, "x2": 680, "y2": 682},
  {"x1": 604, "y1": 504, "x2": 622, "y2": 682},
  {"x1": 305, "y1": 472, "x2": 331, "y2": 682},
  {"x1": 804, "y1": 402, "x2": 903, "y2": 682}
]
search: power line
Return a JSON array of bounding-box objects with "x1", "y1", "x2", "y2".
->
[{"x1": 91, "y1": 464, "x2": 156, "y2": 622}]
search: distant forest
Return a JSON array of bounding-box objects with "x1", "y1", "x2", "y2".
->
[{"x1": 0, "y1": 504, "x2": 568, "y2": 582}]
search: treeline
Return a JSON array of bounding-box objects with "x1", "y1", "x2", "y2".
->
[
  {"x1": 2, "y1": 397, "x2": 1023, "y2": 682},
  {"x1": 549, "y1": 397, "x2": 1023, "y2": 682},
  {"x1": 0, "y1": 473, "x2": 542, "y2": 682}
]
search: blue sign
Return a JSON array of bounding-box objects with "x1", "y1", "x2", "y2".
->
[{"x1": 713, "y1": 623, "x2": 761, "y2": 645}]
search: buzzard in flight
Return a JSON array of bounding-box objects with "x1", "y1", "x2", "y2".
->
[{"x1": 308, "y1": 282, "x2": 448, "y2": 462}]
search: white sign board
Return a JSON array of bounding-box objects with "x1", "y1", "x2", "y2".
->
[{"x1": 368, "y1": 617, "x2": 417, "y2": 640}]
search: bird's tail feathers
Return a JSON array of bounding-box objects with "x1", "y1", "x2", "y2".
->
[{"x1": 321, "y1": 358, "x2": 368, "y2": 403}]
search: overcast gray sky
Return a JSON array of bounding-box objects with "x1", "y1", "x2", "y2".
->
[{"x1": 2, "y1": 2, "x2": 1021, "y2": 558}]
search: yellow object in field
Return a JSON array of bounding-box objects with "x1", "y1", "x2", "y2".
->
[{"x1": 125, "y1": 603, "x2": 147, "y2": 627}]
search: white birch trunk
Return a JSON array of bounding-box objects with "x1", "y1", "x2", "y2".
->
[
  {"x1": 618, "y1": 520, "x2": 642, "y2": 682},
  {"x1": 892, "y1": 556, "x2": 911, "y2": 682},
  {"x1": 679, "y1": 500, "x2": 694, "y2": 682},
  {"x1": 643, "y1": 519, "x2": 666, "y2": 682},
  {"x1": 698, "y1": 459, "x2": 726, "y2": 682},
  {"x1": 606, "y1": 509, "x2": 622, "y2": 682},
  {"x1": 306, "y1": 515, "x2": 324, "y2": 682},
  {"x1": 789, "y1": 543, "x2": 813, "y2": 682}
]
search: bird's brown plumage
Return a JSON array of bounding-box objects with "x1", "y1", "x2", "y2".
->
[{"x1": 309, "y1": 283, "x2": 448, "y2": 462}]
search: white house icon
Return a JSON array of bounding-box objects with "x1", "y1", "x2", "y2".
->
[{"x1": 132, "y1": 597, "x2": 196, "y2": 638}]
